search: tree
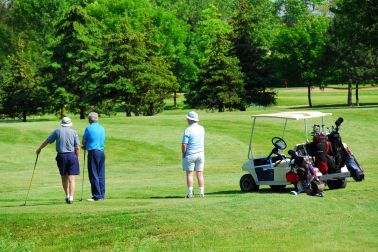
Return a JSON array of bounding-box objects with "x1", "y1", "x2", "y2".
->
[
  {"x1": 273, "y1": 14, "x2": 329, "y2": 107},
  {"x1": 46, "y1": 4, "x2": 103, "y2": 118},
  {"x1": 0, "y1": 39, "x2": 47, "y2": 121},
  {"x1": 186, "y1": 33, "x2": 245, "y2": 112},
  {"x1": 231, "y1": 0, "x2": 279, "y2": 106},
  {"x1": 326, "y1": 0, "x2": 378, "y2": 107}
]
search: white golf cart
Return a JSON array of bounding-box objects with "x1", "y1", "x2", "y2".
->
[{"x1": 240, "y1": 111, "x2": 352, "y2": 192}]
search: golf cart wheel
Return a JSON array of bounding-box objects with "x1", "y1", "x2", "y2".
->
[
  {"x1": 327, "y1": 178, "x2": 347, "y2": 190},
  {"x1": 240, "y1": 174, "x2": 259, "y2": 192},
  {"x1": 269, "y1": 185, "x2": 286, "y2": 191}
]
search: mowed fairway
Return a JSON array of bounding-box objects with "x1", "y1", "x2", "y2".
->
[{"x1": 1, "y1": 92, "x2": 378, "y2": 251}]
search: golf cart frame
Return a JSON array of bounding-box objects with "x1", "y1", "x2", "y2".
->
[{"x1": 240, "y1": 111, "x2": 351, "y2": 192}]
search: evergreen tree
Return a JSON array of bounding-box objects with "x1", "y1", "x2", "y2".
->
[
  {"x1": 46, "y1": 4, "x2": 103, "y2": 118},
  {"x1": 186, "y1": 34, "x2": 245, "y2": 112},
  {"x1": 231, "y1": 0, "x2": 278, "y2": 106},
  {"x1": 0, "y1": 39, "x2": 47, "y2": 121}
]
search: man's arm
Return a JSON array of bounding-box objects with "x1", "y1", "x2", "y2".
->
[
  {"x1": 36, "y1": 139, "x2": 49, "y2": 154},
  {"x1": 75, "y1": 146, "x2": 80, "y2": 157},
  {"x1": 182, "y1": 143, "x2": 187, "y2": 158}
]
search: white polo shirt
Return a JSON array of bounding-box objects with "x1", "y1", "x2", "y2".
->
[{"x1": 182, "y1": 123, "x2": 205, "y2": 157}]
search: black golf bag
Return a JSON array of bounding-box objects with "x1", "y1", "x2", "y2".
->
[{"x1": 327, "y1": 118, "x2": 364, "y2": 182}]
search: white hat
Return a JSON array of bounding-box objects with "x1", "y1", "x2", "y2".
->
[
  {"x1": 186, "y1": 111, "x2": 199, "y2": 122},
  {"x1": 61, "y1": 117, "x2": 72, "y2": 127}
]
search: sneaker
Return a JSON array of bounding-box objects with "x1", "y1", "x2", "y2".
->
[
  {"x1": 289, "y1": 191, "x2": 298, "y2": 196},
  {"x1": 185, "y1": 194, "x2": 194, "y2": 198},
  {"x1": 87, "y1": 197, "x2": 104, "y2": 202},
  {"x1": 198, "y1": 194, "x2": 205, "y2": 198}
]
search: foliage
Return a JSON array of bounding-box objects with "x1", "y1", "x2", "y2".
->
[
  {"x1": 0, "y1": 0, "x2": 376, "y2": 119},
  {"x1": 231, "y1": 0, "x2": 279, "y2": 106},
  {"x1": 273, "y1": 14, "x2": 329, "y2": 106},
  {"x1": 0, "y1": 39, "x2": 47, "y2": 121},
  {"x1": 45, "y1": 4, "x2": 103, "y2": 119},
  {"x1": 186, "y1": 33, "x2": 245, "y2": 112}
]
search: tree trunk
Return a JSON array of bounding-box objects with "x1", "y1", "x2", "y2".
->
[
  {"x1": 60, "y1": 106, "x2": 65, "y2": 119},
  {"x1": 80, "y1": 107, "x2": 85, "y2": 119},
  {"x1": 347, "y1": 82, "x2": 353, "y2": 107},
  {"x1": 173, "y1": 91, "x2": 177, "y2": 108},
  {"x1": 22, "y1": 111, "x2": 27, "y2": 122},
  {"x1": 307, "y1": 84, "x2": 312, "y2": 108},
  {"x1": 355, "y1": 82, "x2": 359, "y2": 106}
]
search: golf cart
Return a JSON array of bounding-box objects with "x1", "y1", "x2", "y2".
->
[{"x1": 240, "y1": 111, "x2": 364, "y2": 193}]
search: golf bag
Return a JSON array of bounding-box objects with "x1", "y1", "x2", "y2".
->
[
  {"x1": 288, "y1": 150, "x2": 325, "y2": 196},
  {"x1": 312, "y1": 134, "x2": 336, "y2": 174},
  {"x1": 327, "y1": 117, "x2": 365, "y2": 181},
  {"x1": 344, "y1": 145, "x2": 365, "y2": 182}
]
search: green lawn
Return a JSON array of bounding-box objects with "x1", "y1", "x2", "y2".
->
[{"x1": 1, "y1": 90, "x2": 378, "y2": 251}]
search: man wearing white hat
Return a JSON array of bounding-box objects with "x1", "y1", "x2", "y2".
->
[
  {"x1": 182, "y1": 111, "x2": 205, "y2": 198},
  {"x1": 36, "y1": 117, "x2": 80, "y2": 204}
]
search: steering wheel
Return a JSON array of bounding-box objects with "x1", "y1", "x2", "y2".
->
[
  {"x1": 272, "y1": 137, "x2": 287, "y2": 150},
  {"x1": 265, "y1": 137, "x2": 287, "y2": 163}
]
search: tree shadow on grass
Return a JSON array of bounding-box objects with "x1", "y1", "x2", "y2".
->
[{"x1": 286, "y1": 103, "x2": 378, "y2": 110}]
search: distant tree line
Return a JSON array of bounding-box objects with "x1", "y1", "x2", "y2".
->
[{"x1": 0, "y1": 0, "x2": 376, "y2": 121}]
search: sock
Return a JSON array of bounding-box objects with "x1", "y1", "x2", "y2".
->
[
  {"x1": 69, "y1": 195, "x2": 73, "y2": 201},
  {"x1": 188, "y1": 187, "x2": 193, "y2": 195},
  {"x1": 199, "y1": 187, "x2": 204, "y2": 195},
  {"x1": 66, "y1": 195, "x2": 69, "y2": 199}
]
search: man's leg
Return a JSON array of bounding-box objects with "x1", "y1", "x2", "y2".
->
[
  {"x1": 98, "y1": 151, "x2": 106, "y2": 199},
  {"x1": 186, "y1": 171, "x2": 194, "y2": 197},
  {"x1": 68, "y1": 175, "x2": 75, "y2": 201},
  {"x1": 196, "y1": 171, "x2": 205, "y2": 197},
  {"x1": 61, "y1": 175, "x2": 69, "y2": 195},
  {"x1": 88, "y1": 150, "x2": 102, "y2": 200}
]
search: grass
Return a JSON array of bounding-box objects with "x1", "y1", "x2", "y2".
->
[{"x1": 1, "y1": 89, "x2": 378, "y2": 251}]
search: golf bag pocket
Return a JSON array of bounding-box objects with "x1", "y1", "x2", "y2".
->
[{"x1": 345, "y1": 157, "x2": 364, "y2": 182}]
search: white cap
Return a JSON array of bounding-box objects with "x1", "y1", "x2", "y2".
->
[
  {"x1": 61, "y1": 117, "x2": 72, "y2": 127},
  {"x1": 186, "y1": 111, "x2": 199, "y2": 122}
]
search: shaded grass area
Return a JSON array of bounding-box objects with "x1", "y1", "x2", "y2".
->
[{"x1": 1, "y1": 94, "x2": 378, "y2": 251}]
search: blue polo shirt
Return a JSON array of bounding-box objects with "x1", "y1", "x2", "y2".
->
[{"x1": 83, "y1": 122, "x2": 105, "y2": 151}]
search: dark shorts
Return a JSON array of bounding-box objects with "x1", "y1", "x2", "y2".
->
[{"x1": 56, "y1": 152, "x2": 80, "y2": 176}]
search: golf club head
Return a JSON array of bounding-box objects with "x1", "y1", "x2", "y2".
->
[
  {"x1": 335, "y1": 117, "x2": 344, "y2": 127},
  {"x1": 20, "y1": 203, "x2": 27, "y2": 206}
]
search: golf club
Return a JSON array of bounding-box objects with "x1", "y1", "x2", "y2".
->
[
  {"x1": 80, "y1": 149, "x2": 86, "y2": 201},
  {"x1": 21, "y1": 153, "x2": 39, "y2": 206}
]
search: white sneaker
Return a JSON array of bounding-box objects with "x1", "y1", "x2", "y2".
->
[
  {"x1": 185, "y1": 194, "x2": 194, "y2": 198},
  {"x1": 290, "y1": 191, "x2": 298, "y2": 196},
  {"x1": 198, "y1": 193, "x2": 204, "y2": 198}
]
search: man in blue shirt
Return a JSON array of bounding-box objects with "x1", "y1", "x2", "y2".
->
[
  {"x1": 182, "y1": 111, "x2": 205, "y2": 198},
  {"x1": 82, "y1": 112, "x2": 106, "y2": 201},
  {"x1": 36, "y1": 117, "x2": 80, "y2": 204}
]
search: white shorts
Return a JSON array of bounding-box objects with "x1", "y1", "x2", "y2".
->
[{"x1": 182, "y1": 152, "x2": 205, "y2": 172}]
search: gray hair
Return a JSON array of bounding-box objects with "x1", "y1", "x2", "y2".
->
[{"x1": 88, "y1": 112, "x2": 99, "y2": 122}]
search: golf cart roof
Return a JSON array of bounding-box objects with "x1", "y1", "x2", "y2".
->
[{"x1": 252, "y1": 111, "x2": 332, "y2": 120}]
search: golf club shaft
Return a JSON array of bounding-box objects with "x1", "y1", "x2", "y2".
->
[
  {"x1": 23, "y1": 153, "x2": 39, "y2": 206},
  {"x1": 80, "y1": 149, "x2": 86, "y2": 201}
]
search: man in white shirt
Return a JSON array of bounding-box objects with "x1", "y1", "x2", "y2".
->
[{"x1": 181, "y1": 111, "x2": 205, "y2": 198}]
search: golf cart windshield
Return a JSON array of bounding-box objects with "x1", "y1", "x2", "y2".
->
[{"x1": 248, "y1": 111, "x2": 332, "y2": 160}]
